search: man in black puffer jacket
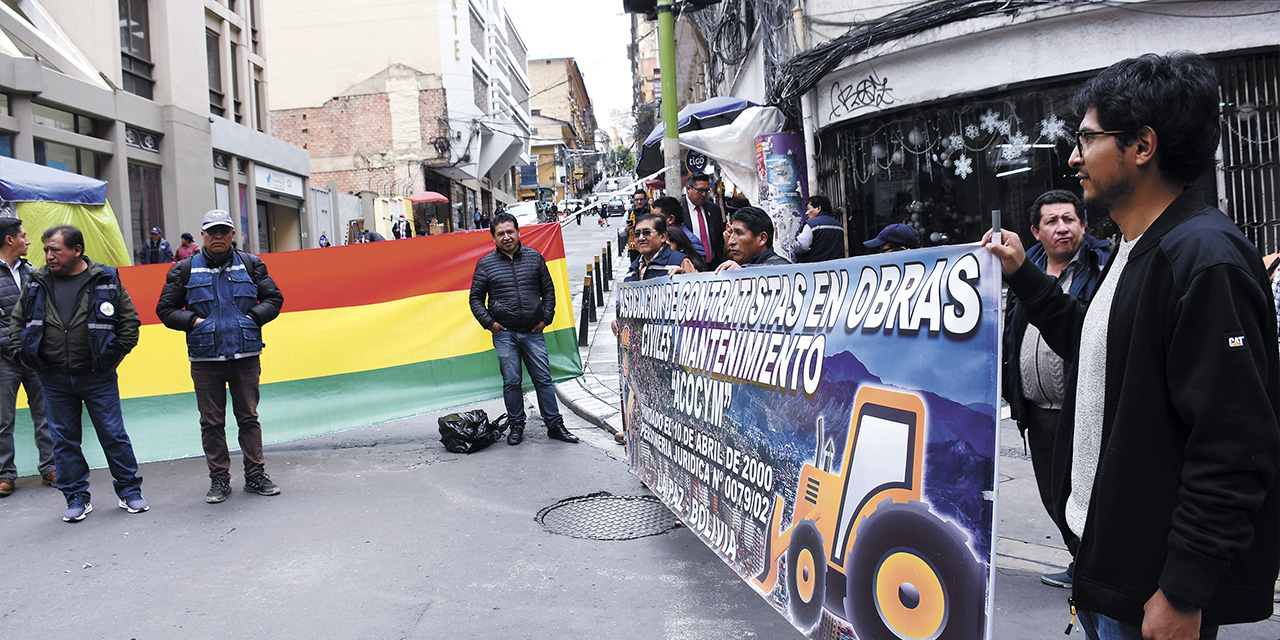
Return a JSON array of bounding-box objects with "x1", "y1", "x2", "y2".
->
[{"x1": 469, "y1": 212, "x2": 576, "y2": 446}]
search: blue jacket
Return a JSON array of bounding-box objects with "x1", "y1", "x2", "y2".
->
[
  {"x1": 156, "y1": 250, "x2": 284, "y2": 361},
  {"x1": 11, "y1": 258, "x2": 140, "y2": 374},
  {"x1": 624, "y1": 245, "x2": 688, "y2": 282},
  {"x1": 797, "y1": 214, "x2": 846, "y2": 263}
]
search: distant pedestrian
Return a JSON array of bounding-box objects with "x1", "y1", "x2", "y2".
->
[
  {"x1": 9, "y1": 225, "x2": 146, "y2": 522},
  {"x1": 863, "y1": 223, "x2": 920, "y2": 253},
  {"x1": 393, "y1": 215, "x2": 411, "y2": 239},
  {"x1": 468, "y1": 212, "x2": 577, "y2": 446},
  {"x1": 0, "y1": 217, "x2": 54, "y2": 498},
  {"x1": 174, "y1": 232, "x2": 200, "y2": 261},
  {"x1": 795, "y1": 195, "x2": 846, "y2": 263},
  {"x1": 156, "y1": 210, "x2": 285, "y2": 504},
  {"x1": 139, "y1": 226, "x2": 174, "y2": 264}
]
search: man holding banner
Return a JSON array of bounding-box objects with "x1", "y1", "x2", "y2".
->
[
  {"x1": 469, "y1": 212, "x2": 577, "y2": 446},
  {"x1": 987, "y1": 53, "x2": 1279, "y2": 640}
]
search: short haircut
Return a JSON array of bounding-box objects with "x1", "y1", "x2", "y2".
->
[
  {"x1": 1073, "y1": 52, "x2": 1220, "y2": 185},
  {"x1": 688, "y1": 173, "x2": 711, "y2": 186},
  {"x1": 652, "y1": 196, "x2": 683, "y2": 221},
  {"x1": 0, "y1": 217, "x2": 22, "y2": 244},
  {"x1": 43, "y1": 224, "x2": 84, "y2": 253},
  {"x1": 490, "y1": 211, "x2": 518, "y2": 235},
  {"x1": 633, "y1": 189, "x2": 648, "y2": 198},
  {"x1": 1028, "y1": 190, "x2": 1085, "y2": 228},
  {"x1": 730, "y1": 206, "x2": 774, "y2": 242},
  {"x1": 806, "y1": 195, "x2": 831, "y2": 214},
  {"x1": 634, "y1": 213, "x2": 667, "y2": 235}
]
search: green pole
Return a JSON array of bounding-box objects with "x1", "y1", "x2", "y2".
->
[{"x1": 657, "y1": 0, "x2": 681, "y2": 193}]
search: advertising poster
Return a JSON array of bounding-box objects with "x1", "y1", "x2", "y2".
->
[{"x1": 616, "y1": 245, "x2": 1002, "y2": 639}]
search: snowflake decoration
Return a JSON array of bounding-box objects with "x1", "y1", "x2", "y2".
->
[
  {"x1": 948, "y1": 133, "x2": 965, "y2": 150},
  {"x1": 965, "y1": 124, "x2": 980, "y2": 139},
  {"x1": 996, "y1": 120, "x2": 1012, "y2": 136},
  {"x1": 980, "y1": 109, "x2": 1003, "y2": 133},
  {"x1": 1002, "y1": 131, "x2": 1030, "y2": 160},
  {"x1": 954, "y1": 154, "x2": 973, "y2": 179},
  {"x1": 1040, "y1": 114, "x2": 1068, "y2": 143}
]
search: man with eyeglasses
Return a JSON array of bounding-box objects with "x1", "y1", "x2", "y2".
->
[
  {"x1": 986, "y1": 53, "x2": 1279, "y2": 640},
  {"x1": 157, "y1": 210, "x2": 285, "y2": 504},
  {"x1": 681, "y1": 174, "x2": 725, "y2": 266},
  {"x1": 625, "y1": 189, "x2": 651, "y2": 263}
]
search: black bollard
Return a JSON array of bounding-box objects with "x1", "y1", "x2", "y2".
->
[
  {"x1": 579, "y1": 276, "x2": 590, "y2": 346},
  {"x1": 593, "y1": 257, "x2": 604, "y2": 307},
  {"x1": 586, "y1": 271, "x2": 597, "y2": 323},
  {"x1": 601, "y1": 249, "x2": 611, "y2": 291},
  {"x1": 608, "y1": 240, "x2": 614, "y2": 260}
]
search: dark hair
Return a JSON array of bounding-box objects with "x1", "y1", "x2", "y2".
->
[
  {"x1": 688, "y1": 173, "x2": 711, "y2": 186},
  {"x1": 490, "y1": 212, "x2": 518, "y2": 234},
  {"x1": 633, "y1": 189, "x2": 648, "y2": 198},
  {"x1": 725, "y1": 196, "x2": 752, "y2": 213},
  {"x1": 730, "y1": 206, "x2": 774, "y2": 242},
  {"x1": 634, "y1": 213, "x2": 667, "y2": 235},
  {"x1": 43, "y1": 225, "x2": 84, "y2": 253},
  {"x1": 1028, "y1": 190, "x2": 1084, "y2": 228},
  {"x1": 652, "y1": 196, "x2": 683, "y2": 221},
  {"x1": 0, "y1": 217, "x2": 22, "y2": 244},
  {"x1": 666, "y1": 226, "x2": 708, "y2": 271},
  {"x1": 806, "y1": 195, "x2": 831, "y2": 213},
  {"x1": 1073, "y1": 52, "x2": 1220, "y2": 185}
]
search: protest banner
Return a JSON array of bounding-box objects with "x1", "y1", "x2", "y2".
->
[{"x1": 616, "y1": 244, "x2": 1002, "y2": 639}]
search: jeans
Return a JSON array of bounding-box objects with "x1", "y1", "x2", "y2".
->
[
  {"x1": 1078, "y1": 609, "x2": 1218, "y2": 640},
  {"x1": 492, "y1": 330, "x2": 562, "y2": 430},
  {"x1": 39, "y1": 370, "x2": 142, "y2": 501},
  {"x1": 0, "y1": 357, "x2": 54, "y2": 478},
  {"x1": 191, "y1": 357, "x2": 265, "y2": 480}
]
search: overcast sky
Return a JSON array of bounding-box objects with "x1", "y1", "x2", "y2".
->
[{"x1": 504, "y1": 2, "x2": 633, "y2": 136}]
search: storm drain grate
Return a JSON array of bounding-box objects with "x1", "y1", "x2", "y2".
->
[{"x1": 536, "y1": 491, "x2": 682, "y2": 540}]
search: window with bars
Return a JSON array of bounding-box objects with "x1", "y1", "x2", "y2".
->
[
  {"x1": 1217, "y1": 51, "x2": 1280, "y2": 254},
  {"x1": 119, "y1": 0, "x2": 154, "y2": 99}
]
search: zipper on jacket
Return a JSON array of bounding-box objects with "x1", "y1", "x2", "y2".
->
[{"x1": 1064, "y1": 597, "x2": 1077, "y2": 635}]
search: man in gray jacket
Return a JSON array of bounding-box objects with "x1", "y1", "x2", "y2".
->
[
  {"x1": 0, "y1": 217, "x2": 53, "y2": 497},
  {"x1": 468, "y1": 212, "x2": 576, "y2": 446}
]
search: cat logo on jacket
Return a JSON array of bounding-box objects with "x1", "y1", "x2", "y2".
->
[{"x1": 1227, "y1": 334, "x2": 1245, "y2": 349}]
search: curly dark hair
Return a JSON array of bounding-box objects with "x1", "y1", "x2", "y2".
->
[{"x1": 1073, "y1": 52, "x2": 1220, "y2": 186}]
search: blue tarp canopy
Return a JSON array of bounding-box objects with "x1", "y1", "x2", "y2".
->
[
  {"x1": 642, "y1": 96, "x2": 756, "y2": 147},
  {"x1": 0, "y1": 156, "x2": 108, "y2": 205}
]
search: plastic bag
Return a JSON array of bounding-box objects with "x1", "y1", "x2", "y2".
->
[{"x1": 438, "y1": 410, "x2": 508, "y2": 454}]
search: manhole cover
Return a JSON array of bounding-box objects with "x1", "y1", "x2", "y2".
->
[{"x1": 536, "y1": 492, "x2": 682, "y2": 540}]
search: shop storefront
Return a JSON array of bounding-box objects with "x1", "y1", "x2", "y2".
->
[{"x1": 254, "y1": 165, "x2": 306, "y2": 252}]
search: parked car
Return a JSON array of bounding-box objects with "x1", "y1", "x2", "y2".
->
[
  {"x1": 507, "y1": 201, "x2": 540, "y2": 227},
  {"x1": 605, "y1": 195, "x2": 627, "y2": 217}
]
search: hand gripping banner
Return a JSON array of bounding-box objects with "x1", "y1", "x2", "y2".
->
[{"x1": 616, "y1": 245, "x2": 1002, "y2": 639}]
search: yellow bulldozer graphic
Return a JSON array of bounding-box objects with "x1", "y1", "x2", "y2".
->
[{"x1": 751, "y1": 385, "x2": 986, "y2": 639}]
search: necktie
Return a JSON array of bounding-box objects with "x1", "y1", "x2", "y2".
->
[{"x1": 697, "y1": 206, "x2": 713, "y2": 262}]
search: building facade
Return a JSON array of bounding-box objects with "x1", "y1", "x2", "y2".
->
[
  {"x1": 264, "y1": 0, "x2": 530, "y2": 237},
  {"x1": 518, "y1": 114, "x2": 576, "y2": 204},
  {"x1": 528, "y1": 57, "x2": 598, "y2": 196},
  {"x1": 0, "y1": 0, "x2": 309, "y2": 258}
]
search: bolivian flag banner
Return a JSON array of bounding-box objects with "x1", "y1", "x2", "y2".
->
[{"x1": 9, "y1": 223, "x2": 581, "y2": 476}]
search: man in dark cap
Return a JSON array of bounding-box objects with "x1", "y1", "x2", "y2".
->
[
  {"x1": 863, "y1": 223, "x2": 920, "y2": 253},
  {"x1": 140, "y1": 226, "x2": 174, "y2": 264}
]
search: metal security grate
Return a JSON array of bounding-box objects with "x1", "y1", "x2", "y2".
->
[{"x1": 536, "y1": 492, "x2": 682, "y2": 540}]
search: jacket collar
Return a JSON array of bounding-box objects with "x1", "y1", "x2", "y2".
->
[{"x1": 1129, "y1": 188, "x2": 1208, "y2": 259}]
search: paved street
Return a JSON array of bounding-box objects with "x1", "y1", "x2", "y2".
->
[{"x1": 0, "y1": 216, "x2": 1277, "y2": 638}]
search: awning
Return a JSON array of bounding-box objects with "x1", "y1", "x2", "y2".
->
[{"x1": 0, "y1": 156, "x2": 108, "y2": 205}]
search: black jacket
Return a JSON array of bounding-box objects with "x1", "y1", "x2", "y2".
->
[
  {"x1": 1007, "y1": 189, "x2": 1280, "y2": 625},
  {"x1": 681, "y1": 198, "x2": 725, "y2": 264},
  {"x1": 469, "y1": 244, "x2": 555, "y2": 333},
  {"x1": 0, "y1": 257, "x2": 34, "y2": 356},
  {"x1": 1002, "y1": 234, "x2": 1110, "y2": 424}
]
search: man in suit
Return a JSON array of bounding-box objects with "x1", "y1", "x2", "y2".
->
[{"x1": 680, "y1": 174, "x2": 724, "y2": 266}]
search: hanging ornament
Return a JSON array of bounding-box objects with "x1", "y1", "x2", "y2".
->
[
  {"x1": 980, "y1": 109, "x2": 1003, "y2": 133},
  {"x1": 954, "y1": 154, "x2": 973, "y2": 179},
  {"x1": 996, "y1": 120, "x2": 1012, "y2": 136},
  {"x1": 948, "y1": 133, "x2": 965, "y2": 150},
  {"x1": 907, "y1": 128, "x2": 924, "y2": 146},
  {"x1": 871, "y1": 143, "x2": 887, "y2": 160},
  {"x1": 1040, "y1": 114, "x2": 1069, "y2": 143},
  {"x1": 891, "y1": 149, "x2": 904, "y2": 165},
  {"x1": 965, "y1": 124, "x2": 980, "y2": 139},
  {"x1": 1002, "y1": 131, "x2": 1030, "y2": 160}
]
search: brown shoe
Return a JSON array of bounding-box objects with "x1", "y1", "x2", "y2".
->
[
  {"x1": 41, "y1": 470, "x2": 57, "y2": 487},
  {"x1": 0, "y1": 477, "x2": 14, "y2": 497}
]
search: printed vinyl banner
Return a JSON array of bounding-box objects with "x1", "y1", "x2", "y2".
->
[
  {"x1": 8, "y1": 223, "x2": 581, "y2": 476},
  {"x1": 616, "y1": 245, "x2": 1002, "y2": 639}
]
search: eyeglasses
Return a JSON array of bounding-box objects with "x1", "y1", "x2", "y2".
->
[
  {"x1": 690, "y1": 187, "x2": 711, "y2": 194},
  {"x1": 635, "y1": 228, "x2": 660, "y2": 237},
  {"x1": 1074, "y1": 129, "x2": 1126, "y2": 152}
]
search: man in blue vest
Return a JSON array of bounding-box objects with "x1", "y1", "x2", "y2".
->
[
  {"x1": 9, "y1": 225, "x2": 145, "y2": 522},
  {"x1": 157, "y1": 210, "x2": 284, "y2": 504}
]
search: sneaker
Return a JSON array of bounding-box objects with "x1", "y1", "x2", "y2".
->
[
  {"x1": 63, "y1": 494, "x2": 92, "y2": 522},
  {"x1": 244, "y1": 473, "x2": 280, "y2": 496},
  {"x1": 1041, "y1": 569, "x2": 1072, "y2": 589},
  {"x1": 118, "y1": 495, "x2": 150, "y2": 514},
  {"x1": 206, "y1": 477, "x2": 232, "y2": 503}
]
